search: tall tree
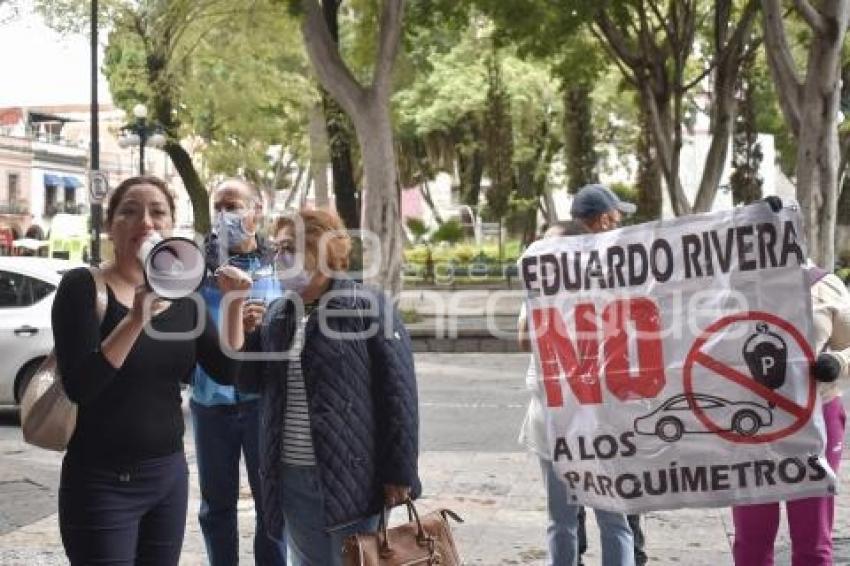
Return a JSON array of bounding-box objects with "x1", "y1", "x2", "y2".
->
[
  {"x1": 563, "y1": 85, "x2": 598, "y2": 192},
  {"x1": 38, "y1": 0, "x2": 270, "y2": 233},
  {"x1": 295, "y1": 0, "x2": 406, "y2": 294},
  {"x1": 592, "y1": 0, "x2": 759, "y2": 215},
  {"x1": 483, "y1": 53, "x2": 514, "y2": 236},
  {"x1": 761, "y1": 0, "x2": 850, "y2": 267},
  {"x1": 477, "y1": 0, "x2": 758, "y2": 216},
  {"x1": 730, "y1": 50, "x2": 763, "y2": 206},
  {"x1": 636, "y1": 100, "x2": 663, "y2": 220},
  {"x1": 319, "y1": 0, "x2": 360, "y2": 230}
]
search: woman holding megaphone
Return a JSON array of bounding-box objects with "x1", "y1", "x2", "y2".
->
[{"x1": 51, "y1": 175, "x2": 251, "y2": 565}]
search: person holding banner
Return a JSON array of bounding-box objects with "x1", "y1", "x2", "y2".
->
[
  {"x1": 518, "y1": 206, "x2": 636, "y2": 565},
  {"x1": 732, "y1": 262, "x2": 850, "y2": 565}
]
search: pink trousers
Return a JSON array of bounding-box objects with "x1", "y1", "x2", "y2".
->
[{"x1": 732, "y1": 397, "x2": 846, "y2": 566}]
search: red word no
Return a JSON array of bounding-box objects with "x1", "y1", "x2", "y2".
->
[{"x1": 531, "y1": 298, "x2": 665, "y2": 406}]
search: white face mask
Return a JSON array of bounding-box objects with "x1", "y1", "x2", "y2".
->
[
  {"x1": 275, "y1": 251, "x2": 312, "y2": 295},
  {"x1": 213, "y1": 211, "x2": 253, "y2": 249}
]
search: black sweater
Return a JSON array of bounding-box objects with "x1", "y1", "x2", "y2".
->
[{"x1": 52, "y1": 267, "x2": 237, "y2": 466}]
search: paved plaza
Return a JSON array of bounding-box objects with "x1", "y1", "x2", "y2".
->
[{"x1": 1, "y1": 353, "x2": 848, "y2": 565}]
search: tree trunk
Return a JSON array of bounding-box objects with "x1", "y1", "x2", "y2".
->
[
  {"x1": 324, "y1": 93, "x2": 360, "y2": 230},
  {"x1": 353, "y1": 100, "x2": 403, "y2": 296},
  {"x1": 796, "y1": 35, "x2": 844, "y2": 267},
  {"x1": 838, "y1": 177, "x2": 850, "y2": 225},
  {"x1": 418, "y1": 178, "x2": 443, "y2": 224},
  {"x1": 693, "y1": 69, "x2": 739, "y2": 212},
  {"x1": 761, "y1": 0, "x2": 850, "y2": 267},
  {"x1": 164, "y1": 141, "x2": 210, "y2": 234},
  {"x1": 301, "y1": 0, "x2": 404, "y2": 292},
  {"x1": 636, "y1": 104, "x2": 663, "y2": 221},
  {"x1": 641, "y1": 82, "x2": 691, "y2": 216},
  {"x1": 454, "y1": 116, "x2": 485, "y2": 207},
  {"x1": 316, "y1": 0, "x2": 359, "y2": 227},
  {"x1": 693, "y1": 2, "x2": 757, "y2": 212},
  {"x1": 563, "y1": 84, "x2": 597, "y2": 192},
  {"x1": 309, "y1": 103, "x2": 330, "y2": 208}
]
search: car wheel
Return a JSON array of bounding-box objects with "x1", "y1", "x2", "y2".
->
[
  {"x1": 656, "y1": 417, "x2": 684, "y2": 442},
  {"x1": 733, "y1": 410, "x2": 761, "y2": 436},
  {"x1": 14, "y1": 359, "x2": 44, "y2": 404}
]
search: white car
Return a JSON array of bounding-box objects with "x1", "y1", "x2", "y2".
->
[{"x1": 0, "y1": 257, "x2": 85, "y2": 405}]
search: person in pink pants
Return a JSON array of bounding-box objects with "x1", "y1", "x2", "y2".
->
[{"x1": 733, "y1": 266, "x2": 850, "y2": 565}]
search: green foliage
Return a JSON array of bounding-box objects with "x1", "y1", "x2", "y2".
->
[
  {"x1": 96, "y1": 0, "x2": 314, "y2": 188},
  {"x1": 405, "y1": 217, "x2": 429, "y2": 243},
  {"x1": 394, "y1": 13, "x2": 563, "y2": 215},
  {"x1": 182, "y1": 7, "x2": 315, "y2": 183},
  {"x1": 431, "y1": 219, "x2": 465, "y2": 245},
  {"x1": 399, "y1": 308, "x2": 423, "y2": 324},
  {"x1": 451, "y1": 244, "x2": 476, "y2": 263},
  {"x1": 403, "y1": 239, "x2": 523, "y2": 265}
]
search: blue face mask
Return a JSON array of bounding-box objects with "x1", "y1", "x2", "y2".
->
[
  {"x1": 275, "y1": 251, "x2": 312, "y2": 295},
  {"x1": 214, "y1": 211, "x2": 253, "y2": 250}
]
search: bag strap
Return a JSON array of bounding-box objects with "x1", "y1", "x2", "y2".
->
[
  {"x1": 377, "y1": 498, "x2": 433, "y2": 558},
  {"x1": 86, "y1": 267, "x2": 108, "y2": 323}
]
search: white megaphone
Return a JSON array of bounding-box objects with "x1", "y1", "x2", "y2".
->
[{"x1": 137, "y1": 232, "x2": 206, "y2": 300}]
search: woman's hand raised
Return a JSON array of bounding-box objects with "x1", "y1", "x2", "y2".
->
[{"x1": 215, "y1": 264, "x2": 253, "y2": 298}]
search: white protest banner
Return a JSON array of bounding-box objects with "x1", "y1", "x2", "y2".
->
[{"x1": 519, "y1": 201, "x2": 834, "y2": 513}]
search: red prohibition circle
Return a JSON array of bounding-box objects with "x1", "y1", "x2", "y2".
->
[{"x1": 682, "y1": 311, "x2": 816, "y2": 444}]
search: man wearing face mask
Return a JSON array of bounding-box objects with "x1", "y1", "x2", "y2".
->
[
  {"x1": 519, "y1": 184, "x2": 641, "y2": 566},
  {"x1": 191, "y1": 178, "x2": 287, "y2": 566},
  {"x1": 565, "y1": 184, "x2": 647, "y2": 566}
]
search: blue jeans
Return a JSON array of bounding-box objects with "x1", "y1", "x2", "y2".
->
[
  {"x1": 540, "y1": 459, "x2": 635, "y2": 566},
  {"x1": 192, "y1": 400, "x2": 287, "y2": 566},
  {"x1": 279, "y1": 464, "x2": 380, "y2": 566}
]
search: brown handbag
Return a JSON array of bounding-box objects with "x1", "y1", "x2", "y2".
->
[
  {"x1": 342, "y1": 500, "x2": 463, "y2": 566},
  {"x1": 20, "y1": 267, "x2": 107, "y2": 451}
]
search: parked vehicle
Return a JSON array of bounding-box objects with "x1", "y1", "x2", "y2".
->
[
  {"x1": 47, "y1": 213, "x2": 89, "y2": 262},
  {"x1": 633, "y1": 393, "x2": 773, "y2": 442},
  {"x1": 0, "y1": 257, "x2": 84, "y2": 405}
]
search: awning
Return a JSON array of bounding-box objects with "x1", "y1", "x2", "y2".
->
[
  {"x1": 63, "y1": 176, "x2": 83, "y2": 189},
  {"x1": 28, "y1": 111, "x2": 78, "y2": 124},
  {"x1": 44, "y1": 174, "x2": 62, "y2": 187}
]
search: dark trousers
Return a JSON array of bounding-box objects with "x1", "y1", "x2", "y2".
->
[
  {"x1": 59, "y1": 451, "x2": 188, "y2": 566},
  {"x1": 578, "y1": 508, "x2": 648, "y2": 566},
  {"x1": 191, "y1": 399, "x2": 286, "y2": 566}
]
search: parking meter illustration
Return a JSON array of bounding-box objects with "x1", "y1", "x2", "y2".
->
[{"x1": 743, "y1": 322, "x2": 788, "y2": 390}]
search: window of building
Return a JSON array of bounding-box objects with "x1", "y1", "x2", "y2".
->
[
  {"x1": 65, "y1": 185, "x2": 76, "y2": 206},
  {"x1": 7, "y1": 173, "x2": 18, "y2": 204},
  {"x1": 45, "y1": 185, "x2": 58, "y2": 217}
]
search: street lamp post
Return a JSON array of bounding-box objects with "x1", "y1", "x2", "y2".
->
[
  {"x1": 118, "y1": 104, "x2": 166, "y2": 175},
  {"x1": 89, "y1": 0, "x2": 101, "y2": 267}
]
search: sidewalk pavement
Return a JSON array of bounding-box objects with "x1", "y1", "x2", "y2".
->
[{"x1": 2, "y1": 447, "x2": 850, "y2": 564}]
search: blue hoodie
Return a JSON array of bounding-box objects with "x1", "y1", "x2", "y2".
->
[{"x1": 191, "y1": 234, "x2": 282, "y2": 406}]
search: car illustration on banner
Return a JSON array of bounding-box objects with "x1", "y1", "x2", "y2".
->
[{"x1": 633, "y1": 393, "x2": 774, "y2": 442}]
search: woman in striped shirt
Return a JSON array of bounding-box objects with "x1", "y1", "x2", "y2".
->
[{"x1": 239, "y1": 209, "x2": 421, "y2": 566}]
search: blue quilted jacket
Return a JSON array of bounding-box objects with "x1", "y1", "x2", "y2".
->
[{"x1": 239, "y1": 278, "x2": 421, "y2": 535}]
